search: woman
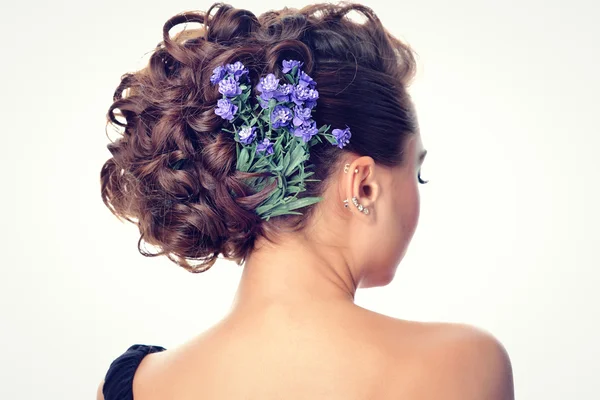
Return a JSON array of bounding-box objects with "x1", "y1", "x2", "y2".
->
[{"x1": 98, "y1": 2, "x2": 514, "y2": 399}]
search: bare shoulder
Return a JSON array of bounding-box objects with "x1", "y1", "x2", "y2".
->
[
  {"x1": 394, "y1": 321, "x2": 515, "y2": 400},
  {"x1": 96, "y1": 379, "x2": 104, "y2": 400}
]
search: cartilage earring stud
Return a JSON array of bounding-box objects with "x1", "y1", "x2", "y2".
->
[
  {"x1": 354, "y1": 169, "x2": 358, "y2": 174},
  {"x1": 343, "y1": 199, "x2": 349, "y2": 208}
]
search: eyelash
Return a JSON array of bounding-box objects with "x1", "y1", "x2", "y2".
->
[{"x1": 418, "y1": 171, "x2": 428, "y2": 184}]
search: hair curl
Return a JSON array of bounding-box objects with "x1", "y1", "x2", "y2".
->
[{"x1": 100, "y1": 1, "x2": 419, "y2": 273}]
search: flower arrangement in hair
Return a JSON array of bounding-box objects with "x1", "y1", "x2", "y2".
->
[{"x1": 209, "y1": 59, "x2": 352, "y2": 221}]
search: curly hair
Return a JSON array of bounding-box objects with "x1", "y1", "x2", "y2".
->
[{"x1": 100, "y1": 1, "x2": 419, "y2": 273}]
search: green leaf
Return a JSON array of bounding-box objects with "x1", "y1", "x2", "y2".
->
[
  {"x1": 236, "y1": 146, "x2": 250, "y2": 172},
  {"x1": 255, "y1": 186, "x2": 281, "y2": 215},
  {"x1": 265, "y1": 196, "x2": 322, "y2": 218},
  {"x1": 318, "y1": 124, "x2": 330, "y2": 133},
  {"x1": 273, "y1": 163, "x2": 284, "y2": 172},
  {"x1": 324, "y1": 134, "x2": 338, "y2": 145},
  {"x1": 286, "y1": 185, "x2": 306, "y2": 194},
  {"x1": 267, "y1": 209, "x2": 303, "y2": 218},
  {"x1": 290, "y1": 65, "x2": 299, "y2": 79},
  {"x1": 285, "y1": 73, "x2": 295, "y2": 84},
  {"x1": 284, "y1": 143, "x2": 308, "y2": 177},
  {"x1": 281, "y1": 150, "x2": 291, "y2": 174},
  {"x1": 247, "y1": 142, "x2": 256, "y2": 167},
  {"x1": 285, "y1": 196, "x2": 323, "y2": 211},
  {"x1": 253, "y1": 156, "x2": 270, "y2": 171},
  {"x1": 287, "y1": 170, "x2": 314, "y2": 185}
]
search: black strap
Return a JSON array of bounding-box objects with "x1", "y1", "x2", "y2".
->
[{"x1": 103, "y1": 344, "x2": 167, "y2": 400}]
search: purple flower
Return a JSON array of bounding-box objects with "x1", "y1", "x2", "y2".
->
[
  {"x1": 256, "y1": 138, "x2": 274, "y2": 155},
  {"x1": 291, "y1": 85, "x2": 319, "y2": 108},
  {"x1": 271, "y1": 105, "x2": 293, "y2": 128},
  {"x1": 298, "y1": 70, "x2": 316, "y2": 88},
  {"x1": 282, "y1": 60, "x2": 304, "y2": 73},
  {"x1": 278, "y1": 84, "x2": 294, "y2": 96},
  {"x1": 293, "y1": 120, "x2": 319, "y2": 143},
  {"x1": 256, "y1": 74, "x2": 280, "y2": 100},
  {"x1": 218, "y1": 76, "x2": 242, "y2": 97},
  {"x1": 292, "y1": 105, "x2": 312, "y2": 127},
  {"x1": 273, "y1": 84, "x2": 293, "y2": 102},
  {"x1": 210, "y1": 65, "x2": 226, "y2": 85},
  {"x1": 332, "y1": 126, "x2": 352, "y2": 149},
  {"x1": 214, "y1": 98, "x2": 238, "y2": 121},
  {"x1": 304, "y1": 89, "x2": 319, "y2": 108},
  {"x1": 225, "y1": 61, "x2": 249, "y2": 80},
  {"x1": 238, "y1": 126, "x2": 257, "y2": 145}
]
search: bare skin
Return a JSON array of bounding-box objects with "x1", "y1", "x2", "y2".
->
[{"x1": 98, "y1": 130, "x2": 514, "y2": 399}]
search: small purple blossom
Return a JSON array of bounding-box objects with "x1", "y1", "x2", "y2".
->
[
  {"x1": 282, "y1": 60, "x2": 304, "y2": 73},
  {"x1": 256, "y1": 138, "x2": 274, "y2": 155},
  {"x1": 292, "y1": 105, "x2": 312, "y2": 127},
  {"x1": 293, "y1": 120, "x2": 319, "y2": 143},
  {"x1": 273, "y1": 84, "x2": 294, "y2": 102},
  {"x1": 332, "y1": 126, "x2": 352, "y2": 149},
  {"x1": 304, "y1": 89, "x2": 319, "y2": 108},
  {"x1": 210, "y1": 66, "x2": 226, "y2": 85},
  {"x1": 278, "y1": 84, "x2": 294, "y2": 96},
  {"x1": 238, "y1": 126, "x2": 257, "y2": 145},
  {"x1": 271, "y1": 105, "x2": 293, "y2": 128},
  {"x1": 291, "y1": 85, "x2": 319, "y2": 108},
  {"x1": 256, "y1": 74, "x2": 280, "y2": 100},
  {"x1": 225, "y1": 61, "x2": 249, "y2": 80},
  {"x1": 298, "y1": 70, "x2": 316, "y2": 88},
  {"x1": 214, "y1": 98, "x2": 238, "y2": 121},
  {"x1": 218, "y1": 76, "x2": 242, "y2": 97}
]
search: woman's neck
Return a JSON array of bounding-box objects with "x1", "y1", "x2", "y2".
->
[{"x1": 229, "y1": 233, "x2": 358, "y2": 315}]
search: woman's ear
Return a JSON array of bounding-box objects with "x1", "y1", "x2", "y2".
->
[{"x1": 342, "y1": 156, "x2": 379, "y2": 211}]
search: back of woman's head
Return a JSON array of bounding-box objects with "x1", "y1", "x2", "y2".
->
[{"x1": 100, "y1": 1, "x2": 419, "y2": 273}]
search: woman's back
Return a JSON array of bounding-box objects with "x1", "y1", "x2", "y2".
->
[
  {"x1": 101, "y1": 302, "x2": 511, "y2": 400},
  {"x1": 98, "y1": 2, "x2": 513, "y2": 399}
]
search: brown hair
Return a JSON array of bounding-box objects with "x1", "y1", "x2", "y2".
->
[{"x1": 100, "y1": 2, "x2": 419, "y2": 273}]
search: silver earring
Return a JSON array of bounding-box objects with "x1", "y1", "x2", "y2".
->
[
  {"x1": 344, "y1": 163, "x2": 350, "y2": 173},
  {"x1": 354, "y1": 168, "x2": 359, "y2": 174},
  {"x1": 351, "y1": 196, "x2": 370, "y2": 214},
  {"x1": 343, "y1": 199, "x2": 349, "y2": 208}
]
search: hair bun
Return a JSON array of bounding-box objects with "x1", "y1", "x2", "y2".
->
[{"x1": 101, "y1": 2, "x2": 418, "y2": 273}]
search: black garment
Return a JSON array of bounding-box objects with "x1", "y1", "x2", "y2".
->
[{"x1": 103, "y1": 344, "x2": 167, "y2": 400}]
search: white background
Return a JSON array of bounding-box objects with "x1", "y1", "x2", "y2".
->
[{"x1": 1, "y1": 0, "x2": 598, "y2": 398}]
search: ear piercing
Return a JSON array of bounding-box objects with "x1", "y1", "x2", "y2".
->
[
  {"x1": 343, "y1": 198, "x2": 369, "y2": 214},
  {"x1": 344, "y1": 163, "x2": 359, "y2": 174},
  {"x1": 343, "y1": 163, "x2": 370, "y2": 214},
  {"x1": 351, "y1": 196, "x2": 369, "y2": 214}
]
